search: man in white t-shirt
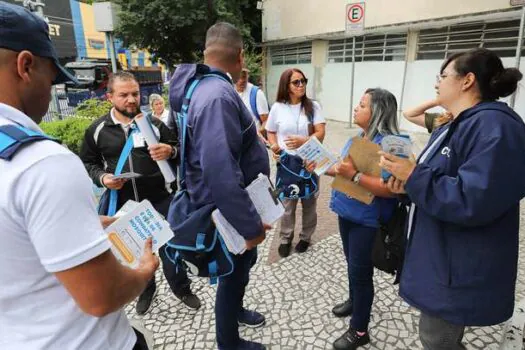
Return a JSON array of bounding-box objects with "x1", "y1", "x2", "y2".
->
[
  {"x1": 0, "y1": 3, "x2": 158, "y2": 349},
  {"x1": 235, "y1": 68, "x2": 269, "y2": 135}
]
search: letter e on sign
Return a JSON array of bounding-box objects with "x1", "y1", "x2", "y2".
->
[{"x1": 345, "y1": 3, "x2": 365, "y2": 34}]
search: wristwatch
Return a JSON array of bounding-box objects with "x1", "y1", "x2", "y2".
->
[{"x1": 352, "y1": 172, "x2": 363, "y2": 184}]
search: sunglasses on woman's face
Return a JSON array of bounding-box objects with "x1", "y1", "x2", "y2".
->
[{"x1": 290, "y1": 78, "x2": 308, "y2": 87}]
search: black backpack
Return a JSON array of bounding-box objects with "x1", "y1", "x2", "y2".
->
[{"x1": 372, "y1": 202, "x2": 408, "y2": 284}]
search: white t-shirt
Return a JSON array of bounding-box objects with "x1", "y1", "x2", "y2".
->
[
  {"x1": 0, "y1": 103, "x2": 135, "y2": 350},
  {"x1": 265, "y1": 101, "x2": 325, "y2": 155},
  {"x1": 237, "y1": 82, "x2": 269, "y2": 127}
]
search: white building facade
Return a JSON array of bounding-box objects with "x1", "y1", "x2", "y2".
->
[{"x1": 261, "y1": 0, "x2": 525, "y2": 131}]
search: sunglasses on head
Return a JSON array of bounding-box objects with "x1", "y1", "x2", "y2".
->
[{"x1": 290, "y1": 78, "x2": 308, "y2": 87}]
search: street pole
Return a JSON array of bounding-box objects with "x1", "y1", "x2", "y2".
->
[
  {"x1": 33, "y1": 0, "x2": 45, "y2": 18},
  {"x1": 510, "y1": 5, "x2": 525, "y2": 109},
  {"x1": 348, "y1": 36, "x2": 356, "y2": 128},
  {"x1": 106, "y1": 32, "x2": 118, "y2": 73}
]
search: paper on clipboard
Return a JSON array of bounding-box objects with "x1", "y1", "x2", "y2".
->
[
  {"x1": 296, "y1": 136, "x2": 338, "y2": 176},
  {"x1": 331, "y1": 136, "x2": 381, "y2": 205}
]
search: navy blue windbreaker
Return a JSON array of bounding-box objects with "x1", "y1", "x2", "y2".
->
[
  {"x1": 401, "y1": 101, "x2": 525, "y2": 326},
  {"x1": 169, "y1": 64, "x2": 270, "y2": 240}
]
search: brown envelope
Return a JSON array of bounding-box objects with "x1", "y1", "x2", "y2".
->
[{"x1": 331, "y1": 136, "x2": 381, "y2": 205}]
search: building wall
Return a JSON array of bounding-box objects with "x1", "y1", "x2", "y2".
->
[{"x1": 262, "y1": 0, "x2": 516, "y2": 42}]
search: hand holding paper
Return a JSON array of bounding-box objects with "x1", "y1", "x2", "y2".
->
[
  {"x1": 296, "y1": 136, "x2": 338, "y2": 176},
  {"x1": 378, "y1": 151, "x2": 416, "y2": 182},
  {"x1": 134, "y1": 114, "x2": 176, "y2": 183}
]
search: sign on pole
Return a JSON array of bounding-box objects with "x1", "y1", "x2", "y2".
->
[{"x1": 346, "y1": 2, "x2": 365, "y2": 34}]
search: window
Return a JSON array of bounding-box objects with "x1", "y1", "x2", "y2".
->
[
  {"x1": 327, "y1": 33, "x2": 407, "y2": 63},
  {"x1": 417, "y1": 20, "x2": 525, "y2": 60},
  {"x1": 270, "y1": 42, "x2": 312, "y2": 65}
]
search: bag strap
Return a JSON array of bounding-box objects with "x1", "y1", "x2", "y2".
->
[
  {"x1": 0, "y1": 125, "x2": 57, "y2": 160},
  {"x1": 107, "y1": 126, "x2": 137, "y2": 216},
  {"x1": 178, "y1": 73, "x2": 231, "y2": 190},
  {"x1": 249, "y1": 86, "x2": 261, "y2": 123}
]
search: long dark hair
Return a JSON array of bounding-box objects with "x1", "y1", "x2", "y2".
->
[
  {"x1": 275, "y1": 68, "x2": 314, "y2": 120},
  {"x1": 441, "y1": 48, "x2": 522, "y2": 101}
]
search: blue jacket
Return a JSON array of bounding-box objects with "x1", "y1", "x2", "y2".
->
[
  {"x1": 169, "y1": 64, "x2": 270, "y2": 240},
  {"x1": 330, "y1": 134, "x2": 397, "y2": 228},
  {"x1": 401, "y1": 101, "x2": 525, "y2": 326}
]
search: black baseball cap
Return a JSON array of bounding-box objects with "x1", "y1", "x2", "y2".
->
[{"x1": 0, "y1": 2, "x2": 78, "y2": 85}]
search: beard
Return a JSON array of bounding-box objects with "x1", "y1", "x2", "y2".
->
[{"x1": 115, "y1": 105, "x2": 139, "y2": 119}]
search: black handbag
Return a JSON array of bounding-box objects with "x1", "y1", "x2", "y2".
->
[{"x1": 372, "y1": 202, "x2": 408, "y2": 284}]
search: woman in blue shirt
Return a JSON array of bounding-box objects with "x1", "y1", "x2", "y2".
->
[{"x1": 309, "y1": 88, "x2": 400, "y2": 350}]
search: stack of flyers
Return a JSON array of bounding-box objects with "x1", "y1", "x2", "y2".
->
[{"x1": 380, "y1": 135, "x2": 412, "y2": 181}]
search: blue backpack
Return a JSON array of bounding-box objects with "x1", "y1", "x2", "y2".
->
[
  {"x1": 0, "y1": 124, "x2": 57, "y2": 160},
  {"x1": 276, "y1": 152, "x2": 318, "y2": 200},
  {"x1": 249, "y1": 86, "x2": 262, "y2": 124},
  {"x1": 164, "y1": 71, "x2": 234, "y2": 285}
]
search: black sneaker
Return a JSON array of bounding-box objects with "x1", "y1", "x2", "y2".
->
[
  {"x1": 136, "y1": 285, "x2": 157, "y2": 315},
  {"x1": 333, "y1": 327, "x2": 370, "y2": 350},
  {"x1": 332, "y1": 298, "x2": 353, "y2": 317},
  {"x1": 295, "y1": 239, "x2": 310, "y2": 253},
  {"x1": 174, "y1": 289, "x2": 201, "y2": 310},
  {"x1": 238, "y1": 308, "x2": 266, "y2": 328},
  {"x1": 278, "y1": 243, "x2": 291, "y2": 258}
]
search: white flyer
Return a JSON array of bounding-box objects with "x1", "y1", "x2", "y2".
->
[
  {"x1": 212, "y1": 174, "x2": 284, "y2": 255},
  {"x1": 296, "y1": 136, "x2": 338, "y2": 176},
  {"x1": 105, "y1": 199, "x2": 174, "y2": 268},
  {"x1": 134, "y1": 114, "x2": 176, "y2": 183}
]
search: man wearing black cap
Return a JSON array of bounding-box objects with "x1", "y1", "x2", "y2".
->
[{"x1": 0, "y1": 3, "x2": 157, "y2": 349}]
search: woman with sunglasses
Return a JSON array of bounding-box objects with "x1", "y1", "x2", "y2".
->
[
  {"x1": 380, "y1": 48, "x2": 525, "y2": 349},
  {"x1": 265, "y1": 68, "x2": 326, "y2": 257}
]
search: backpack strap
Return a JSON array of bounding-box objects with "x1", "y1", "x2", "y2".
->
[
  {"x1": 0, "y1": 125, "x2": 57, "y2": 160},
  {"x1": 106, "y1": 126, "x2": 138, "y2": 216},
  {"x1": 249, "y1": 86, "x2": 261, "y2": 123},
  {"x1": 177, "y1": 72, "x2": 231, "y2": 191}
]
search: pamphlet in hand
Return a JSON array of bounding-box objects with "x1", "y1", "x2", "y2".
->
[
  {"x1": 105, "y1": 199, "x2": 174, "y2": 268},
  {"x1": 380, "y1": 135, "x2": 412, "y2": 181},
  {"x1": 112, "y1": 172, "x2": 143, "y2": 180},
  {"x1": 296, "y1": 136, "x2": 338, "y2": 176},
  {"x1": 212, "y1": 174, "x2": 285, "y2": 255}
]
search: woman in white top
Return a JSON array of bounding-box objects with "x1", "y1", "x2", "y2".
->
[
  {"x1": 265, "y1": 68, "x2": 326, "y2": 257},
  {"x1": 149, "y1": 93, "x2": 170, "y2": 125}
]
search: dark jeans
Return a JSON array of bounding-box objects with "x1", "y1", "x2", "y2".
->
[
  {"x1": 215, "y1": 248, "x2": 257, "y2": 349},
  {"x1": 142, "y1": 195, "x2": 191, "y2": 296},
  {"x1": 419, "y1": 313, "x2": 466, "y2": 350},
  {"x1": 338, "y1": 217, "x2": 376, "y2": 332}
]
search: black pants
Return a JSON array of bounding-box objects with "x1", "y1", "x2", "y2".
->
[
  {"x1": 215, "y1": 248, "x2": 257, "y2": 349},
  {"x1": 419, "y1": 312, "x2": 466, "y2": 350}
]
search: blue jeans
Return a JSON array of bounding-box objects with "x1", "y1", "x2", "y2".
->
[
  {"x1": 338, "y1": 217, "x2": 376, "y2": 332},
  {"x1": 216, "y1": 248, "x2": 257, "y2": 349}
]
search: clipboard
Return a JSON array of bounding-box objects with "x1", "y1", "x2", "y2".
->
[{"x1": 331, "y1": 136, "x2": 381, "y2": 205}]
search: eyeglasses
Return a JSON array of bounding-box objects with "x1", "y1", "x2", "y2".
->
[
  {"x1": 290, "y1": 78, "x2": 308, "y2": 87},
  {"x1": 436, "y1": 73, "x2": 459, "y2": 83}
]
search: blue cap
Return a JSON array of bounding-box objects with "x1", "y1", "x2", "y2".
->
[{"x1": 0, "y1": 2, "x2": 78, "y2": 85}]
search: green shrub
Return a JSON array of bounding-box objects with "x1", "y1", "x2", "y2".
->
[
  {"x1": 74, "y1": 98, "x2": 112, "y2": 120},
  {"x1": 40, "y1": 118, "x2": 93, "y2": 155}
]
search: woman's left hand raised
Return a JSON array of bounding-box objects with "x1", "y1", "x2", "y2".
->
[
  {"x1": 284, "y1": 135, "x2": 308, "y2": 149},
  {"x1": 378, "y1": 151, "x2": 416, "y2": 182},
  {"x1": 334, "y1": 158, "x2": 357, "y2": 179}
]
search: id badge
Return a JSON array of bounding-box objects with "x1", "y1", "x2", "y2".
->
[{"x1": 132, "y1": 132, "x2": 146, "y2": 148}]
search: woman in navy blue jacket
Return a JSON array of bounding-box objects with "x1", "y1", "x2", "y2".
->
[
  {"x1": 380, "y1": 48, "x2": 525, "y2": 349},
  {"x1": 309, "y1": 88, "x2": 400, "y2": 350}
]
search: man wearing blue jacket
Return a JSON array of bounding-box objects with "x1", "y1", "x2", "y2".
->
[{"x1": 168, "y1": 23, "x2": 270, "y2": 350}]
